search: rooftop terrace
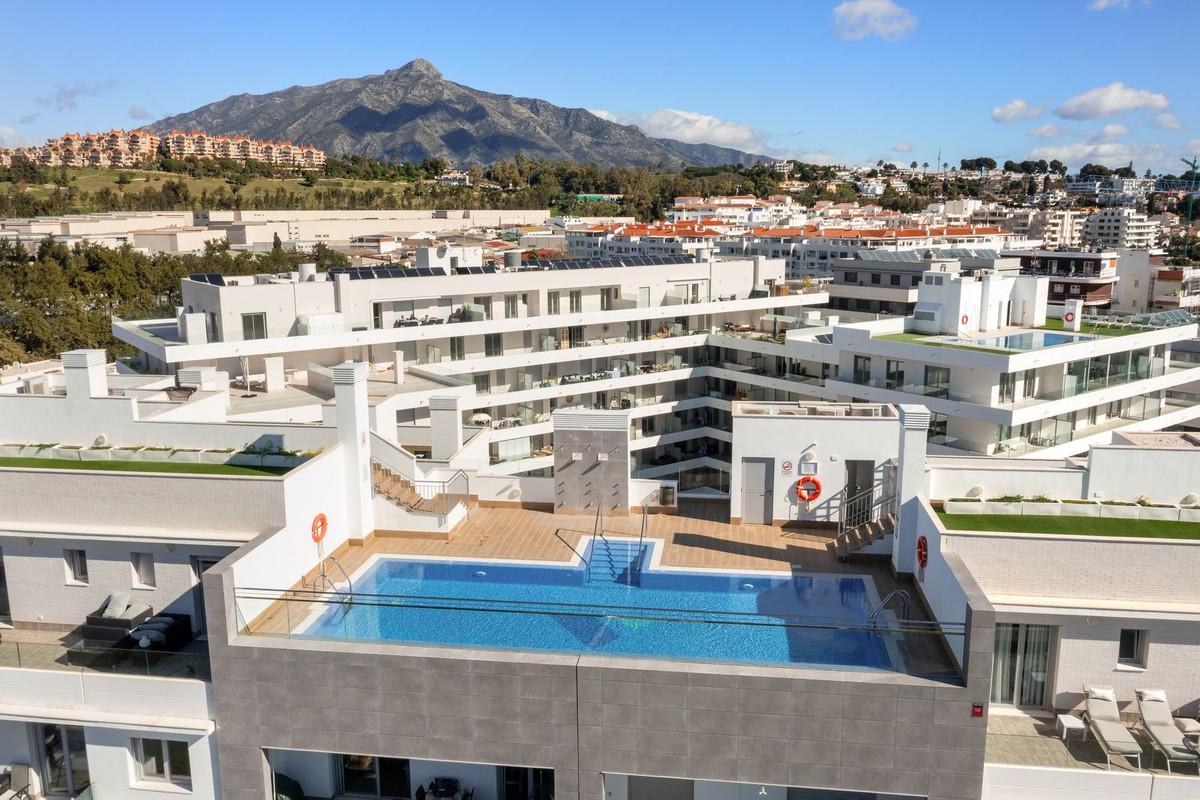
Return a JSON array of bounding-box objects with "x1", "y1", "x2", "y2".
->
[
  {"x1": 236, "y1": 504, "x2": 963, "y2": 679},
  {"x1": 937, "y1": 511, "x2": 1200, "y2": 541}
]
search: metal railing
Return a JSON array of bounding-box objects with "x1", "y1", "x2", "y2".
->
[
  {"x1": 585, "y1": 504, "x2": 603, "y2": 582},
  {"x1": 839, "y1": 483, "x2": 897, "y2": 537},
  {"x1": 869, "y1": 589, "x2": 912, "y2": 624}
]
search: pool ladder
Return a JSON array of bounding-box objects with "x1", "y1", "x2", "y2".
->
[
  {"x1": 868, "y1": 589, "x2": 911, "y2": 626},
  {"x1": 309, "y1": 555, "x2": 354, "y2": 613}
]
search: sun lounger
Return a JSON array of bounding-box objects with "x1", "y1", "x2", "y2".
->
[
  {"x1": 1137, "y1": 689, "x2": 1199, "y2": 774},
  {"x1": 1083, "y1": 686, "x2": 1143, "y2": 771}
]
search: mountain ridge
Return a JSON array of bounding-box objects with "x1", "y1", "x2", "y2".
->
[{"x1": 149, "y1": 59, "x2": 769, "y2": 168}]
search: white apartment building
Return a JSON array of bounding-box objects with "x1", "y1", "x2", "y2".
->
[
  {"x1": 3, "y1": 344, "x2": 1199, "y2": 800},
  {"x1": 717, "y1": 225, "x2": 1020, "y2": 279},
  {"x1": 1084, "y1": 208, "x2": 1160, "y2": 250},
  {"x1": 809, "y1": 270, "x2": 1200, "y2": 458},
  {"x1": 828, "y1": 250, "x2": 1020, "y2": 315},
  {"x1": 1029, "y1": 209, "x2": 1085, "y2": 250},
  {"x1": 112, "y1": 251, "x2": 835, "y2": 496}
]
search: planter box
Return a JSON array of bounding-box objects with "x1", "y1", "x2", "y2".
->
[
  {"x1": 110, "y1": 448, "x2": 143, "y2": 461},
  {"x1": 50, "y1": 446, "x2": 82, "y2": 461},
  {"x1": 1100, "y1": 504, "x2": 1140, "y2": 519},
  {"x1": 79, "y1": 449, "x2": 112, "y2": 462},
  {"x1": 262, "y1": 454, "x2": 297, "y2": 468},
  {"x1": 228, "y1": 453, "x2": 264, "y2": 467},
  {"x1": 199, "y1": 450, "x2": 234, "y2": 465},
  {"x1": 1022, "y1": 501, "x2": 1062, "y2": 517},
  {"x1": 1137, "y1": 506, "x2": 1180, "y2": 521},
  {"x1": 138, "y1": 449, "x2": 172, "y2": 462},
  {"x1": 167, "y1": 450, "x2": 201, "y2": 464},
  {"x1": 944, "y1": 500, "x2": 984, "y2": 515},
  {"x1": 1060, "y1": 501, "x2": 1101, "y2": 518},
  {"x1": 0, "y1": 444, "x2": 28, "y2": 457},
  {"x1": 1180, "y1": 507, "x2": 1200, "y2": 523},
  {"x1": 982, "y1": 502, "x2": 1023, "y2": 515}
]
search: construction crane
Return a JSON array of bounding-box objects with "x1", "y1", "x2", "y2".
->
[{"x1": 1183, "y1": 156, "x2": 1199, "y2": 262}]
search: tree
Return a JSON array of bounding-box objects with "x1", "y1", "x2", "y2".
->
[
  {"x1": 0, "y1": 335, "x2": 26, "y2": 368},
  {"x1": 909, "y1": 161, "x2": 917, "y2": 170},
  {"x1": 115, "y1": 172, "x2": 132, "y2": 187},
  {"x1": 300, "y1": 171, "x2": 319, "y2": 188}
]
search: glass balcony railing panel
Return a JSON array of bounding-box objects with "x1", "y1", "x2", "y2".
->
[{"x1": 0, "y1": 641, "x2": 210, "y2": 680}]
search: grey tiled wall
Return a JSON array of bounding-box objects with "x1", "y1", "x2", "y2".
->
[{"x1": 205, "y1": 561, "x2": 993, "y2": 800}]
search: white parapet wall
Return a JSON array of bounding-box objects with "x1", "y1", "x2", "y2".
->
[{"x1": 983, "y1": 763, "x2": 1199, "y2": 800}]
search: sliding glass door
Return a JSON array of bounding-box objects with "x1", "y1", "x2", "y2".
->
[
  {"x1": 40, "y1": 724, "x2": 90, "y2": 798},
  {"x1": 991, "y1": 623, "x2": 1054, "y2": 708}
]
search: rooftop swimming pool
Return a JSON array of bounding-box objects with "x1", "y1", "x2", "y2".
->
[
  {"x1": 292, "y1": 538, "x2": 911, "y2": 670},
  {"x1": 957, "y1": 331, "x2": 1094, "y2": 350}
]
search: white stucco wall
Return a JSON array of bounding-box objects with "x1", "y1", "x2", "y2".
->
[{"x1": 1086, "y1": 445, "x2": 1200, "y2": 504}]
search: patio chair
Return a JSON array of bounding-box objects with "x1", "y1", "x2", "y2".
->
[
  {"x1": 1136, "y1": 689, "x2": 1199, "y2": 774},
  {"x1": 1082, "y1": 686, "x2": 1143, "y2": 771},
  {"x1": 0, "y1": 763, "x2": 36, "y2": 800}
]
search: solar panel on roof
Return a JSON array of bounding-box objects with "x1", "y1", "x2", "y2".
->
[{"x1": 208, "y1": 273, "x2": 226, "y2": 286}]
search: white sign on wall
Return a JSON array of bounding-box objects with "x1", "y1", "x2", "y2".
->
[{"x1": 781, "y1": 460, "x2": 793, "y2": 476}]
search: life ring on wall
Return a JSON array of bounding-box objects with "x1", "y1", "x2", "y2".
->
[
  {"x1": 311, "y1": 513, "x2": 328, "y2": 543},
  {"x1": 960, "y1": 314, "x2": 969, "y2": 325},
  {"x1": 795, "y1": 476, "x2": 822, "y2": 502},
  {"x1": 1064, "y1": 311, "x2": 1076, "y2": 323},
  {"x1": 916, "y1": 535, "x2": 929, "y2": 569}
]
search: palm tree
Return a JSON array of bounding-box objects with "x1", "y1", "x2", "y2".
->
[{"x1": 922, "y1": 162, "x2": 929, "y2": 175}]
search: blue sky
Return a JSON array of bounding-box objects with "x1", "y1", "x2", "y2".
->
[{"x1": 1, "y1": 0, "x2": 1196, "y2": 172}]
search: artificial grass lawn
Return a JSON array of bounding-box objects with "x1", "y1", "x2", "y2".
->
[
  {"x1": 874, "y1": 332, "x2": 1013, "y2": 355},
  {"x1": 1038, "y1": 317, "x2": 1139, "y2": 337},
  {"x1": 937, "y1": 511, "x2": 1200, "y2": 540},
  {"x1": 0, "y1": 456, "x2": 288, "y2": 476}
]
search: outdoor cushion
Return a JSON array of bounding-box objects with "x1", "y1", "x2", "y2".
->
[
  {"x1": 1138, "y1": 689, "x2": 1168, "y2": 704},
  {"x1": 1088, "y1": 686, "x2": 1116, "y2": 703},
  {"x1": 1090, "y1": 718, "x2": 1143, "y2": 755},
  {"x1": 101, "y1": 592, "x2": 132, "y2": 619},
  {"x1": 137, "y1": 629, "x2": 167, "y2": 645}
]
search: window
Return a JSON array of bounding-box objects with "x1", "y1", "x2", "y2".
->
[
  {"x1": 911, "y1": 275, "x2": 921, "y2": 287},
  {"x1": 134, "y1": 738, "x2": 191, "y2": 787},
  {"x1": 484, "y1": 333, "x2": 502, "y2": 358},
  {"x1": 870, "y1": 273, "x2": 881, "y2": 285},
  {"x1": 885, "y1": 359, "x2": 905, "y2": 391},
  {"x1": 547, "y1": 291, "x2": 560, "y2": 314},
  {"x1": 844, "y1": 271, "x2": 858, "y2": 283},
  {"x1": 504, "y1": 294, "x2": 519, "y2": 319},
  {"x1": 890, "y1": 274, "x2": 901, "y2": 286},
  {"x1": 64, "y1": 549, "x2": 88, "y2": 584},
  {"x1": 449, "y1": 337, "x2": 465, "y2": 362},
  {"x1": 473, "y1": 296, "x2": 492, "y2": 320},
  {"x1": 240, "y1": 312, "x2": 266, "y2": 340},
  {"x1": 1118, "y1": 629, "x2": 1148, "y2": 667},
  {"x1": 569, "y1": 290, "x2": 582, "y2": 313},
  {"x1": 852, "y1": 355, "x2": 871, "y2": 385},
  {"x1": 131, "y1": 552, "x2": 156, "y2": 589},
  {"x1": 339, "y1": 755, "x2": 410, "y2": 798}
]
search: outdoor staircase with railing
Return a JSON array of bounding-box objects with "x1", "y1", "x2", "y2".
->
[
  {"x1": 371, "y1": 461, "x2": 469, "y2": 532},
  {"x1": 829, "y1": 484, "x2": 898, "y2": 561}
]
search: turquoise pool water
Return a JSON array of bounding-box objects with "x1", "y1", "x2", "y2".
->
[
  {"x1": 301, "y1": 538, "x2": 893, "y2": 669},
  {"x1": 963, "y1": 331, "x2": 1093, "y2": 350}
]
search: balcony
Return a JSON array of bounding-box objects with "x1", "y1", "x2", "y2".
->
[{"x1": 0, "y1": 631, "x2": 210, "y2": 681}]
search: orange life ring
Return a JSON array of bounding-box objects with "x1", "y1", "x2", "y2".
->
[
  {"x1": 960, "y1": 314, "x2": 969, "y2": 325},
  {"x1": 916, "y1": 535, "x2": 929, "y2": 568},
  {"x1": 795, "y1": 476, "x2": 822, "y2": 502},
  {"x1": 311, "y1": 513, "x2": 328, "y2": 543},
  {"x1": 1064, "y1": 311, "x2": 1075, "y2": 323}
]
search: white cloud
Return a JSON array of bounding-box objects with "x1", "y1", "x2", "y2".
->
[
  {"x1": 1029, "y1": 124, "x2": 1069, "y2": 138},
  {"x1": 589, "y1": 107, "x2": 766, "y2": 151},
  {"x1": 795, "y1": 151, "x2": 840, "y2": 166},
  {"x1": 1088, "y1": 0, "x2": 1149, "y2": 9},
  {"x1": 1029, "y1": 140, "x2": 1166, "y2": 171},
  {"x1": 1087, "y1": 124, "x2": 1128, "y2": 144},
  {"x1": 1055, "y1": 81, "x2": 1169, "y2": 119},
  {"x1": 128, "y1": 105, "x2": 153, "y2": 120},
  {"x1": 991, "y1": 98, "x2": 1042, "y2": 123},
  {"x1": 833, "y1": 0, "x2": 916, "y2": 41},
  {"x1": 1154, "y1": 112, "x2": 1182, "y2": 130},
  {"x1": 0, "y1": 123, "x2": 32, "y2": 148},
  {"x1": 892, "y1": 143, "x2": 912, "y2": 153}
]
